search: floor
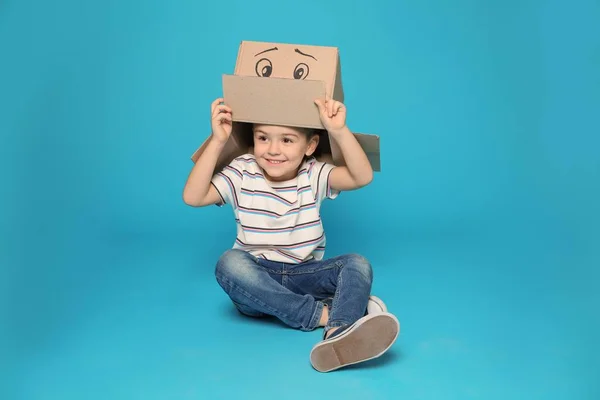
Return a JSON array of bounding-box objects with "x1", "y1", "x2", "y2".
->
[{"x1": 6, "y1": 221, "x2": 597, "y2": 400}]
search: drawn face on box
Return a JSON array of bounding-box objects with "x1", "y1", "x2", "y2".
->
[{"x1": 234, "y1": 41, "x2": 341, "y2": 100}]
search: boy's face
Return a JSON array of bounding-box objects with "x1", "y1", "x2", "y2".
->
[{"x1": 252, "y1": 124, "x2": 319, "y2": 182}]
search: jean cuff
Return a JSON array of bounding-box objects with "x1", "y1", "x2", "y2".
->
[
  {"x1": 324, "y1": 320, "x2": 348, "y2": 334},
  {"x1": 308, "y1": 300, "x2": 325, "y2": 331}
]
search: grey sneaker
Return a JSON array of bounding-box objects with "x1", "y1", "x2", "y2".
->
[
  {"x1": 310, "y1": 312, "x2": 400, "y2": 373},
  {"x1": 367, "y1": 295, "x2": 387, "y2": 314}
]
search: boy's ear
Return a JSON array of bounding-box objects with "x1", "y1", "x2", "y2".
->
[{"x1": 305, "y1": 134, "x2": 320, "y2": 156}]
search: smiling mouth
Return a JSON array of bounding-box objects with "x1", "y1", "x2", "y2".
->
[{"x1": 265, "y1": 158, "x2": 286, "y2": 165}]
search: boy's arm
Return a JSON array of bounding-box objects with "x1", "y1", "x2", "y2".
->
[
  {"x1": 314, "y1": 98, "x2": 373, "y2": 192},
  {"x1": 183, "y1": 98, "x2": 233, "y2": 207},
  {"x1": 182, "y1": 136, "x2": 226, "y2": 207},
  {"x1": 327, "y1": 126, "x2": 374, "y2": 191}
]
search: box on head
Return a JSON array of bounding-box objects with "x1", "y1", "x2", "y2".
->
[{"x1": 191, "y1": 40, "x2": 381, "y2": 175}]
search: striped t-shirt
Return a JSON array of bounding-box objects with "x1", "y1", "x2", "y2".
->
[{"x1": 210, "y1": 154, "x2": 340, "y2": 264}]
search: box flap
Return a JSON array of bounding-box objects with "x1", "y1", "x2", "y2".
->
[
  {"x1": 353, "y1": 133, "x2": 381, "y2": 171},
  {"x1": 222, "y1": 74, "x2": 326, "y2": 129}
]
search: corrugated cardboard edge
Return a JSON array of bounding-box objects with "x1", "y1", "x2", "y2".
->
[
  {"x1": 234, "y1": 41, "x2": 245, "y2": 75},
  {"x1": 333, "y1": 51, "x2": 344, "y2": 103}
]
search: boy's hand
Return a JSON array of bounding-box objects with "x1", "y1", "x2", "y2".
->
[
  {"x1": 314, "y1": 97, "x2": 346, "y2": 135},
  {"x1": 210, "y1": 97, "x2": 233, "y2": 144}
]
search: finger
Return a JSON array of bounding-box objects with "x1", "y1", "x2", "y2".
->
[
  {"x1": 332, "y1": 100, "x2": 344, "y2": 113},
  {"x1": 211, "y1": 97, "x2": 224, "y2": 112},
  {"x1": 214, "y1": 114, "x2": 232, "y2": 125},
  {"x1": 216, "y1": 105, "x2": 232, "y2": 113},
  {"x1": 314, "y1": 98, "x2": 326, "y2": 113},
  {"x1": 218, "y1": 113, "x2": 232, "y2": 123},
  {"x1": 325, "y1": 95, "x2": 332, "y2": 118},
  {"x1": 327, "y1": 99, "x2": 334, "y2": 118},
  {"x1": 212, "y1": 104, "x2": 232, "y2": 117}
]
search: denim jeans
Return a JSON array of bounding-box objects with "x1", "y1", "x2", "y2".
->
[{"x1": 214, "y1": 249, "x2": 373, "y2": 333}]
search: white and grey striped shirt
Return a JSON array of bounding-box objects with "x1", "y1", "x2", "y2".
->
[{"x1": 211, "y1": 154, "x2": 340, "y2": 263}]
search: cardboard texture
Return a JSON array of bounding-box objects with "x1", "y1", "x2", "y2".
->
[
  {"x1": 222, "y1": 75, "x2": 327, "y2": 129},
  {"x1": 191, "y1": 40, "x2": 381, "y2": 173}
]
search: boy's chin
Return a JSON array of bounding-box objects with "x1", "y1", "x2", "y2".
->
[
  {"x1": 260, "y1": 164, "x2": 298, "y2": 181},
  {"x1": 264, "y1": 169, "x2": 290, "y2": 180}
]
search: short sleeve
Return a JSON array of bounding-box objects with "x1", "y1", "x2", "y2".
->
[
  {"x1": 307, "y1": 158, "x2": 340, "y2": 204},
  {"x1": 210, "y1": 157, "x2": 245, "y2": 208}
]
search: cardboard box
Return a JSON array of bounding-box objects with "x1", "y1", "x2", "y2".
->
[{"x1": 191, "y1": 40, "x2": 381, "y2": 174}]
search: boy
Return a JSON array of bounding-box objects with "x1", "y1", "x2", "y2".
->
[{"x1": 183, "y1": 96, "x2": 400, "y2": 372}]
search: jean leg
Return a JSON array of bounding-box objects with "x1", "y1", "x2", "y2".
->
[
  {"x1": 214, "y1": 249, "x2": 324, "y2": 331},
  {"x1": 327, "y1": 254, "x2": 373, "y2": 332},
  {"x1": 285, "y1": 253, "x2": 373, "y2": 334},
  {"x1": 232, "y1": 300, "x2": 267, "y2": 318}
]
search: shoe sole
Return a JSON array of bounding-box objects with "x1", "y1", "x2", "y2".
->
[{"x1": 310, "y1": 312, "x2": 400, "y2": 373}]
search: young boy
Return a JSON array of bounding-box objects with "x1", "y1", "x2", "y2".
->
[{"x1": 183, "y1": 96, "x2": 400, "y2": 372}]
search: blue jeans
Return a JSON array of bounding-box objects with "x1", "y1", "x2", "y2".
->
[{"x1": 214, "y1": 249, "x2": 373, "y2": 333}]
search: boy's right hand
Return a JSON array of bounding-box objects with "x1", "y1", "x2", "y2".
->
[{"x1": 210, "y1": 97, "x2": 233, "y2": 144}]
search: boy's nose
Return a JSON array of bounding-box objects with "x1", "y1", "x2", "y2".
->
[{"x1": 267, "y1": 142, "x2": 280, "y2": 154}]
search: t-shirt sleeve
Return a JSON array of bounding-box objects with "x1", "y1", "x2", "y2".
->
[
  {"x1": 210, "y1": 157, "x2": 245, "y2": 207},
  {"x1": 308, "y1": 158, "x2": 340, "y2": 204}
]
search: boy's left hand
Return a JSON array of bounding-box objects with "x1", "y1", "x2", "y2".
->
[{"x1": 314, "y1": 97, "x2": 346, "y2": 135}]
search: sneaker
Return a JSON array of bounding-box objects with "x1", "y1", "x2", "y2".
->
[
  {"x1": 310, "y1": 312, "x2": 400, "y2": 373},
  {"x1": 367, "y1": 295, "x2": 387, "y2": 314}
]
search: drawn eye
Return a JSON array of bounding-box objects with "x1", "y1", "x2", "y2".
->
[
  {"x1": 293, "y1": 63, "x2": 309, "y2": 80},
  {"x1": 255, "y1": 58, "x2": 273, "y2": 77}
]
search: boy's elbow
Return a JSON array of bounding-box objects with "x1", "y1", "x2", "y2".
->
[
  {"x1": 182, "y1": 190, "x2": 203, "y2": 207},
  {"x1": 182, "y1": 192, "x2": 195, "y2": 206},
  {"x1": 357, "y1": 169, "x2": 374, "y2": 187},
  {"x1": 365, "y1": 169, "x2": 374, "y2": 185}
]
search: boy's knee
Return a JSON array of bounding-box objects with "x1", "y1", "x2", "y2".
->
[
  {"x1": 217, "y1": 248, "x2": 247, "y2": 264},
  {"x1": 215, "y1": 249, "x2": 249, "y2": 275},
  {"x1": 215, "y1": 249, "x2": 261, "y2": 286},
  {"x1": 346, "y1": 253, "x2": 373, "y2": 282}
]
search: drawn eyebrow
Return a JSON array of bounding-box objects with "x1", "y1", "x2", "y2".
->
[
  {"x1": 295, "y1": 48, "x2": 317, "y2": 61},
  {"x1": 254, "y1": 47, "x2": 278, "y2": 56}
]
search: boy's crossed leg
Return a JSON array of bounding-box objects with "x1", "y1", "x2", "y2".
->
[
  {"x1": 214, "y1": 249, "x2": 326, "y2": 331},
  {"x1": 213, "y1": 249, "x2": 400, "y2": 372}
]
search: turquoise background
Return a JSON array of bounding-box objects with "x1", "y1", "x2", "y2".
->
[{"x1": 1, "y1": 0, "x2": 598, "y2": 399}]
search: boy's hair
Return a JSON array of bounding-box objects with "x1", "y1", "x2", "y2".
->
[
  {"x1": 297, "y1": 127, "x2": 318, "y2": 139},
  {"x1": 312, "y1": 129, "x2": 331, "y2": 159}
]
